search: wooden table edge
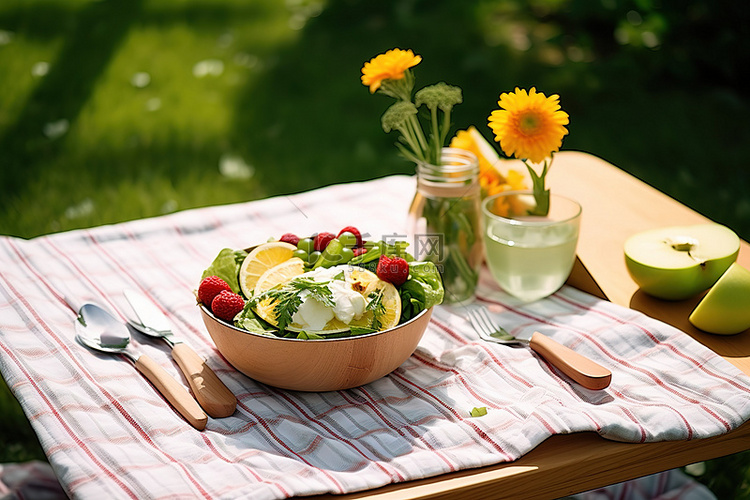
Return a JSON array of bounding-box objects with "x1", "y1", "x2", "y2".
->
[{"x1": 305, "y1": 422, "x2": 750, "y2": 500}]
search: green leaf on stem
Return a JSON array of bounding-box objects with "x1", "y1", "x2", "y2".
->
[{"x1": 524, "y1": 160, "x2": 550, "y2": 216}]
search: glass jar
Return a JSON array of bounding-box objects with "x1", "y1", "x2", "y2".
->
[{"x1": 407, "y1": 148, "x2": 483, "y2": 303}]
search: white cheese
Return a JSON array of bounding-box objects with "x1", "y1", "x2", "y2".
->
[
  {"x1": 329, "y1": 279, "x2": 366, "y2": 324},
  {"x1": 292, "y1": 292, "x2": 334, "y2": 331},
  {"x1": 290, "y1": 265, "x2": 367, "y2": 330}
]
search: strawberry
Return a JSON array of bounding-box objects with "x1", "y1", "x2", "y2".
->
[
  {"x1": 198, "y1": 275, "x2": 232, "y2": 306},
  {"x1": 211, "y1": 290, "x2": 245, "y2": 322},
  {"x1": 337, "y1": 226, "x2": 363, "y2": 247},
  {"x1": 313, "y1": 232, "x2": 336, "y2": 252},
  {"x1": 376, "y1": 255, "x2": 409, "y2": 286},
  {"x1": 352, "y1": 247, "x2": 368, "y2": 257},
  {"x1": 279, "y1": 233, "x2": 300, "y2": 246}
]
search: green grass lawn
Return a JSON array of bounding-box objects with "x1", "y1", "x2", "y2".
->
[{"x1": 1, "y1": 0, "x2": 750, "y2": 496}]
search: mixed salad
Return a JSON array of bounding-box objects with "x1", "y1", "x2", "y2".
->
[{"x1": 197, "y1": 227, "x2": 444, "y2": 339}]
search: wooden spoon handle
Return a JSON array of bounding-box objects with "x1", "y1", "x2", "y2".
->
[
  {"x1": 529, "y1": 332, "x2": 612, "y2": 390},
  {"x1": 135, "y1": 354, "x2": 208, "y2": 430},
  {"x1": 172, "y1": 343, "x2": 236, "y2": 418}
]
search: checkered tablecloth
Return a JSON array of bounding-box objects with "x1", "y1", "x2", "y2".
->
[{"x1": 2, "y1": 175, "x2": 749, "y2": 499}]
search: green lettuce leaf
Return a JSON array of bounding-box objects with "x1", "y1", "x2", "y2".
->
[
  {"x1": 233, "y1": 301, "x2": 275, "y2": 335},
  {"x1": 399, "y1": 261, "x2": 444, "y2": 322},
  {"x1": 201, "y1": 248, "x2": 248, "y2": 295}
]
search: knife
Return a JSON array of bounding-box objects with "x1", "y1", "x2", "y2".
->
[{"x1": 123, "y1": 289, "x2": 237, "y2": 418}]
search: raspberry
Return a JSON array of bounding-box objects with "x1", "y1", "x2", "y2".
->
[
  {"x1": 313, "y1": 232, "x2": 336, "y2": 252},
  {"x1": 211, "y1": 290, "x2": 245, "y2": 322},
  {"x1": 352, "y1": 247, "x2": 368, "y2": 257},
  {"x1": 376, "y1": 255, "x2": 409, "y2": 286},
  {"x1": 279, "y1": 233, "x2": 300, "y2": 246},
  {"x1": 337, "y1": 226, "x2": 363, "y2": 247},
  {"x1": 198, "y1": 275, "x2": 232, "y2": 306}
]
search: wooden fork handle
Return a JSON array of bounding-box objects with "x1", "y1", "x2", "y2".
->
[
  {"x1": 529, "y1": 332, "x2": 612, "y2": 390},
  {"x1": 172, "y1": 343, "x2": 236, "y2": 418},
  {"x1": 135, "y1": 354, "x2": 208, "y2": 430}
]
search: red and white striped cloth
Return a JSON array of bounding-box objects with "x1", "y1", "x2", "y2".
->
[{"x1": 1, "y1": 175, "x2": 749, "y2": 499}]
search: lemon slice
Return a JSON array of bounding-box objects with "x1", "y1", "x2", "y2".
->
[
  {"x1": 254, "y1": 257, "x2": 306, "y2": 295},
  {"x1": 253, "y1": 258, "x2": 306, "y2": 326},
  {"x1": 355, "y1": 273, "x2": 401, "y2": 331},
  {"x1": 239, "y1": 241, "x2": 297, "y2": 298}
]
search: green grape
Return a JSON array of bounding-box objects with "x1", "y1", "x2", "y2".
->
[
  {"x1": 338, "y1": 231, "x2": 357, "y2": 248},
  {"x1": 313, "y1": 239, "x2": 342, "y2": 269},
  {"x1": 308, "y1": 250, "x2": 321, "y2": 265},
  {"x1": 341, "y1": 247, "x2": 354, "y2": 263},
  {"x1": 293, "y1": 249, "x2": 308, "y2": 261},
  {"x1": 297, "y1": 237, "x2": 314, "y2": 253}
]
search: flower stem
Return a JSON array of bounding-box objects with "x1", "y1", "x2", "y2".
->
[
  {"x1": 440, "y1": 108, "x2": 451, "y2": 152},
  {"x1": 429, "y1": 107, "x2": 440, "y2": 165},
  {"x1": 407, "y1": 114, "x2": 428, "y2": 156},
  {"x1": 397, "y1": 123, "x2": 424, "y2": 162},
  {"x1": 524, "y1": 159, "x2": 551, "y2": 216}
]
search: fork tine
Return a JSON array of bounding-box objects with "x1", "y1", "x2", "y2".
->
[
  {"x1": 470, "y1": 307, "x2": 517, "y2": 343},
  {"x1": 467, "y1": 308, "x2": 482, "y2": 336},
  {"x1": 477, "y1": 308, "x2": 497, "y2": 338},
  {"x1": 468, "y1": 307, "x2": 494, "y2": 338}
]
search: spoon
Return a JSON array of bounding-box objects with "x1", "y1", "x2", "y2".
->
[
  {"x1": 74, "y1": 302, "x2": 208, "y2": 430},
  {"x1": 122, "y1": 289, "x2": 236, "y2": 418}
]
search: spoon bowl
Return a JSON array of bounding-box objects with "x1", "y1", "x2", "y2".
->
[
  {"x1": 75, "y1": 331, "x2": 133, "y2": 355},
  {"x1": 75, "y1": 302, "x2": 207, "y2": 430},
  {"x1": 76, "y1": 303, "x2": 131, "y2": 350}
]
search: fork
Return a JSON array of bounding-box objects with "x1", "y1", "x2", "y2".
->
[{"x1": 468, "y1": 307, "x2": 612, "y2": 390}]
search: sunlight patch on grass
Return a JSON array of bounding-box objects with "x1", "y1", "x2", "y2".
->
[
  {"x1": 0, "y1": 0, "x2": 318, "y2": 238},
  {"x1": 3, "y1": 165, "x2": 262, "y2": 236},
  {"x1": 0, "y1": 37, "x2": 65, "y2": 133}
]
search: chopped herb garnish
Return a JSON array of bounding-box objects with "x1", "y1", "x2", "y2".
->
[
  {"x1": 251, "y1": 277, "x2": 334, "y2": 332},
  {"x1": 367, "y1": 288, "x2": 386, "y2": 331},
  {"x1": 469, "y1": 407, "x2": 488, "y2": 417}
]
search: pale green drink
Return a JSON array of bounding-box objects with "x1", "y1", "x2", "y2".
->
[{"x1": 482, "y1": 192, "x2": 581, "y2": 302}]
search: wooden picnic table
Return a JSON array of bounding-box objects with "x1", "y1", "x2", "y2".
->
[{"x1": 307, "y1": 151, "x2": 750, "y2": 499}]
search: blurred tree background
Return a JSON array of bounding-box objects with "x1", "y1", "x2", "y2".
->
[{"x1": 1, "y1": 0, "x2": 749, "y2": 496}]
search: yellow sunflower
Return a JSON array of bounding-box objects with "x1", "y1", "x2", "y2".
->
[
  {"x1": 487, "y1": 87, "x2": 569, "y2": 164},
  {"x1": 361, "y1": 48, "x2": 422, "y2": 94}
]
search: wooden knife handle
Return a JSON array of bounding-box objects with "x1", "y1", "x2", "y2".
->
[
  {"x1": 135, "y1": 354, "x2": 208, "y2": 430},
  {"x1": 529, "y1": 332, "x2": 612, "y2": 390},
  {"x1": 172, "y1": 343, "x2": 237, "y2": 418}
]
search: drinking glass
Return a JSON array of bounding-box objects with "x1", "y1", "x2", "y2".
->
[{"x1": 482, "y1": 190, "x2": 581, "y2": 302}]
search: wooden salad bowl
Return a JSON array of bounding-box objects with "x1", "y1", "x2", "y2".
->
[{"x1": 199, "y1": 305, "x2": 433, "y2": 392}]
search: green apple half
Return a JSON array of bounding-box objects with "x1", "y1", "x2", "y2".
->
[
  {"x1": 689, "y1": 263, "x2": 750, "y2": 334},
  {"x1": 624, "y1": 224, "x2": 740, "y2": 300}
]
